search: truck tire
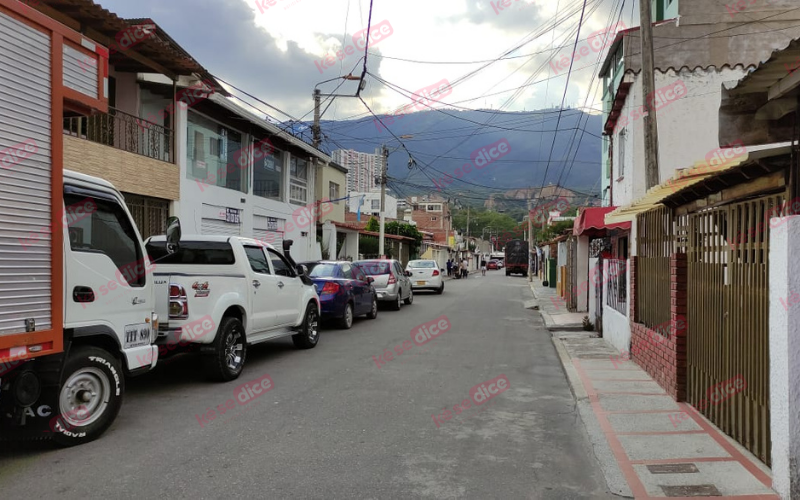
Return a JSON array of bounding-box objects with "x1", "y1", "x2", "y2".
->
[
  {"x1": 51, "y1": 347, "x2": 124, "y2": 447},
  {"x1": 203, "y1": 317, "x2": 247, "y2": 382},
  {"x1": 292, "y1": 303, "x2": 320, "y2": 349}
]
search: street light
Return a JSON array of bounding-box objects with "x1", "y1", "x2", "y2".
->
[{"x1": 312, "y1": 75, "x2": 363, "y2": 149}]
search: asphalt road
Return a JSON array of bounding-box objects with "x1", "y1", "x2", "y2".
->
[{"x1": 0, "y1": 271, "x2": 613, "y2": 499}]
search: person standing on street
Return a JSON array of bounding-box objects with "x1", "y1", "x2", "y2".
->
[
  {"x1": 481, "y1": 258, "x2": 487, "y2": 276},
  {"x1": 446, "y1": 259, "x2": 453, "y2": 277},
  {"x1": 461, "y1": 258, "x2": 468, "y2": 279}
]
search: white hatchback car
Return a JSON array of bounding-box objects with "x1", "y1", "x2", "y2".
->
[{"x1": 406, "y1": 260, "x2": 444, "y2": 294}]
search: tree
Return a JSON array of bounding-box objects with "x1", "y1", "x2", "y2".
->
[{"x1": 364, "y1": 216, "x2": 380, "y2": 232}]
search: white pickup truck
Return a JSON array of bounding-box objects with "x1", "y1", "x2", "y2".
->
[{"x1": 145, "y1": 236, "x2": 320, "y2": 381}]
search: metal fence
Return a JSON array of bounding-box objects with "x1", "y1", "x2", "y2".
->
[
  {"x1": 636, "y1": 206, "x2": 672, "y2": 328},
  {"x1": 606, "y1": 258, "x2": 627, "y2": 315},
  {"x1": 64, "y1": 107, "x2": 172, "y2": 163}
]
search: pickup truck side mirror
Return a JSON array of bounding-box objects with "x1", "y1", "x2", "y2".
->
[{"x1": 165, "y1": 216, "x2": 181, "y2": 254}]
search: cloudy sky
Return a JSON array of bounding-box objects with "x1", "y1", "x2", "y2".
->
[{"x1": 99, "y1": 0, "x2": 631, "y2": 124}]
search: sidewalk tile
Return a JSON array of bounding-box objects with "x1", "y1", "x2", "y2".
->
[
  {"x1": 598, "y1": 394, "x2": 681, "y2": 412},
  {"x1": 634, "y1": 461, "x2": 775, "y2": 497},
  {"x1": 619, "y1": 434, "x2": 730, "y2": 461}
]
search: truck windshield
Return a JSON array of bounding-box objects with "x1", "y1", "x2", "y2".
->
[{"x1": 145, "y1": 241, "x2": 236, "y2": 265}]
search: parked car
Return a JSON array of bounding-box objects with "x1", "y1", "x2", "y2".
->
[
  {"x1": 406, "y1": 259, "x2": 444, "y2": 294},
  {"x1": 353, "y1": 259, "x2": 413, "y2": 310},
  {"x1": 305, "y1": 261, "x2": 379, "y2": 329},
  {"x1": 487, "y1": 260, "x2": 499, "y2": 270},
  {"x1": 145, "y1": 237, "x2": 320, "y2": 381}
]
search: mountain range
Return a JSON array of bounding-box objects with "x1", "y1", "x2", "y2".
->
[{"x1": 316, "y1": 107, "x2": 603, "y2": 204}]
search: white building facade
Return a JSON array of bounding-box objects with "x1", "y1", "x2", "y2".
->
[{"x1": 348, "y1": 190, "x2": 398, "y2": 219}]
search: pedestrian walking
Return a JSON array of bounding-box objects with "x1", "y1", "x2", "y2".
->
[
  {"x1": 481, "y1": 258, "x2": 487, "y2": 276},
  {"x1": 461, "y1": 259, "x2": 468, "y2": 279},
  {"x1": 446, "y1": 259, "x2": 453, "y2": 277}
]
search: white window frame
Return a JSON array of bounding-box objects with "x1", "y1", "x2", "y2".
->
[{"x1": 289, "y1": 156, "x2": 309, "y2": 205}]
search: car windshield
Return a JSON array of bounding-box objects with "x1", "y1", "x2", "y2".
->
[
  {"x1": 408, "y1": 261, "x2": 435, "y2": 268},
  {"x1": 308, "y1": 263, "x2": 339, "y2": 278},
  {"x1": 354, "y1": 261, "x2": 391, "y2": 275}
]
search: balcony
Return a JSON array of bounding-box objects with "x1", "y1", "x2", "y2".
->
[{"x1": 63, "y1": 107, "x2": 172, "y2": 163}]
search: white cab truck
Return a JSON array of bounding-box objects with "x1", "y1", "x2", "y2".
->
[
  {"x1": 145, "y1": 236, "x2": 321, "y2": 381},
  {"x1": 0, "y1": 1, "x2": 180, "y2": 446},
  {"x1": 0, "y1": 170, "x2": 182, "y2": 446}
]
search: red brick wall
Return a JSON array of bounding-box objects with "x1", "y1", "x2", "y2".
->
[{"x1": 628, "y1": 253, "x2": 688, "y2": 401}]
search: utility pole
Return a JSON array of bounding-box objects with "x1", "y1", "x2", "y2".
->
[
  {"x1": 528, "y1": 200, "x2": 534, "y2": 282},
  {"x1": 312, "y1": 88, "x2": 321, "y2": 149},
  {"x1": 640, "y1": 0, "x2": 660, "y2": 189},
  {"x1": 379, "y1": 145, "x2": 388, "y2": 258}
]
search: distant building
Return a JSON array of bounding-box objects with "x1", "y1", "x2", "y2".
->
[
  {"x1": 332, "y1": 148, "x2": 385, "y2": 196},
  {"x1": 348, "y1": 190, "x2": 397, "y2": 219}
]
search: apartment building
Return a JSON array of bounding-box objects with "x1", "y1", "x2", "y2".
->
[{"x1": 332, "y1": 148, "x2": 383, "y2": 195}]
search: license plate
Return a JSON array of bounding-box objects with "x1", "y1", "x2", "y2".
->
[
  {"x1": 416, "y1": 281, "x2": 426, "y2": 285},
  {"x1": 124, "y1": 323, "x2": 151, "y2": 349}
]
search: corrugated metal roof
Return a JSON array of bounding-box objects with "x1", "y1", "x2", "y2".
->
[
  {"x1": 605, "y1": 152, "x2": 751, "y2": 224},
  {"x1": 605, "y1": 145, "x2": 791, "y2": 224}
]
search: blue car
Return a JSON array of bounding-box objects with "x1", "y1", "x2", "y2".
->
[{"x1": 305, "y1": 261, "x2": 378, "y2": 329}]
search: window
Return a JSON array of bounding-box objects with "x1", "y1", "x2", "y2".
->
[
  {"x1": 254, "y1": 141, "x2": 283, "y2": 200},
  {"x1": 187, "y1": 111, "x2": 247, "y2": 193},
  {"x1": 353, "y1": 266, "x2": 368, "y2": 282},
  {"x1": 329, "y1": 182, "x2": 340, "y2": 204},
  {"x1": 244, "y1": 246, "x2": 270, "y2": 274},
  {"x1": 267, "y1": 249, "x2": 295, "y2": 277},
  {"x1": 431, "y1": 217, "x2": 438, "y2": 221},
  {"x1": 65, "y1": 192, "x2": 145, "y2": 287},
  {"x1": 146, "y1": 241, "x2": 235, "y2": 265},
  {"x1": 308, "y1": 263, "x2": 340, "y2": 277},
  {"x1": 371, "y1": 199, "x2": 381, "y2": 210},
  {"x1": 617, "y1": 128, "x2": 626, "y2": 178},
  {"x1": 341, "y1": 263, "x2": 354, "y2": 279},
  {"x1": 290, "y1": 156, "x2": 308, "y2": 204},
  {"x1": 427, "y1": 204, "x2": 442, "y2": 212}
]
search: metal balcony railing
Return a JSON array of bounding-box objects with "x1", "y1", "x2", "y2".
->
[{"x1": 63, "y1": 107, "x2": 172, "y2": 163}]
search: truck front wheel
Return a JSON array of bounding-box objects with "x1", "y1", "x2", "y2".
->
[
  {"x1": 51, "y1": 347, "x2": 123, "y2": 447},
  {"x1": 204, "y1": 317, "x2": 247, "y2": 382}
]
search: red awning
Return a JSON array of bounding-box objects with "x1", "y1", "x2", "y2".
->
[{"x1": 573, "y1": 207, "x2": 631, "y2": 236}]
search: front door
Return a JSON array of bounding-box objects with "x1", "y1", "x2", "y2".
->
[
  {"x1": 266, "y1": 249, "x2": 302, "y2": 326},
  {"x1": 243, "y1": 245, "x2": 277, "y2": 333}
]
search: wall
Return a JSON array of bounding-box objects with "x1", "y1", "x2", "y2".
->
[
  {"x1": 588, "y1": 257, "x2": 598, "y2": 322},
  {"x1": 628, "y1": 254, "x2": 688, "y2": 400},
  {"x1": 348, "y1": 191, "x2": 398, "y2": 219},
  {"x1": 316, "y1": 165, "x2": 346, "y2": 223},
  {"x1": 609, "y1": 67, "x2": 746, "y2": 208},
  {"x1": 769, "y1": 215, "x2": 800, "y2": 500},
  {"x1": 176, "y1": 106, "x2": 321, "y2": 262},
  {"x1": 63, "y1": 135, "x2": 178, "y2": 200},
  {"x1": 110, "y1": 70, "x2": 139, "y2": 116},
  {"x1": 576, "y1": 236, "x2": 590, "y2": 312}
]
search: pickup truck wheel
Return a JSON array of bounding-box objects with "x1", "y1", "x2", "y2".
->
[
  {"x1": 339, "y1": 303, "x2": 354, "y2": 329},
  {"x1": 51, "y1": 347, "x2": 123, "y2": 447},
  {"x1": 366, "y1": 296, "x2": 378, "y2": 319},
  {"x1": 292, "y1": 303, "x2": 320, "y2": 349},
  {"x1": 204, "y1": 317, "x2": 247, "y2": 382}
]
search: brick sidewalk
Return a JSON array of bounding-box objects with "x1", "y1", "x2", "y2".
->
[{"x1": 553, "y1": 332, "x2": 776, "y2": 499}]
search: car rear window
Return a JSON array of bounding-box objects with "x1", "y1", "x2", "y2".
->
[
  {"x1": 354, "y1": 261, "x2": 390, "y2": 275},
  {"x1": 408, "y1": 261, "x2": 435, "y2": 268},
  {"x1": 145, "y1": 241, "x2": 236, "y2": 265},
  {"x1": 308, "y1": 263, "x2": 339, "y2": 278}
]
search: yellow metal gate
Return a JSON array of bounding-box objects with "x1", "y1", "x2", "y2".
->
[{"x1": 686, "y1": 194, "x2": 784, "y2": 466}]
